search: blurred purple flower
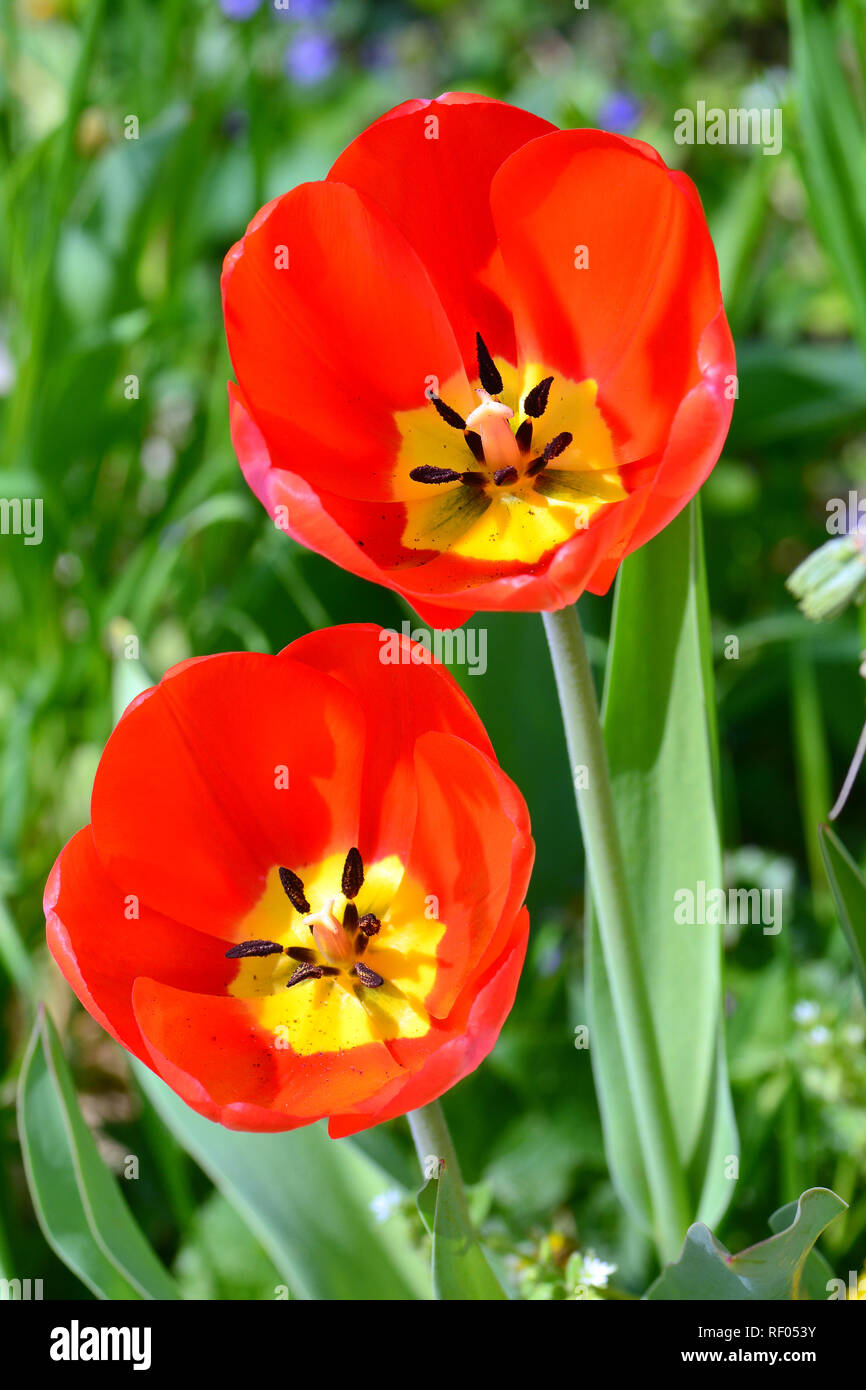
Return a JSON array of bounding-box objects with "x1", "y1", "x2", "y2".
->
[
  {"x1": 220, "y1": 0, "x2": 262, "y2": 19},
  {"x1": 361, "y1": 35, "x2": 396, "y2": 73},
  {"x1": 273, "y1": 0, "x2": 332, "y2": 20},
  {"x1": 598, "y1": 91, "x2": 641, "y2": 135},
  {"x1": 284, "y1": 31, "x2": 338, "y2": 86}
]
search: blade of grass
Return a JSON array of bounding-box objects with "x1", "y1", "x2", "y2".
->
[{"x1": 819, "y1": 822, "x2": 866, "y2": 1004}]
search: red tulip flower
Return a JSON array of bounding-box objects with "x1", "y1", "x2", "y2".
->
[
  {"x1": 45, "y1": 626, "x2": 533, "y2": 1135},
  {"x1": 222, "y1": 93, "x2": 735, "y2": 628}
]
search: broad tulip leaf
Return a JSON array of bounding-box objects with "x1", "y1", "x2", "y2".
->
[
  {"x1": 173, "y1": 1191, "x2": 285, "y2": 1300},
  {"x1": 646, "y1": 1187, "x2": 846, "y2": 1301},
  {"x1": 819, "y1": 823, "x2": 866, "y2": 1005},
  {"x1": 588, "y1": 501, "x2": 737, "y2": 1239},
  {"x1": 768, "y1": 1198, "x2": 837, "y2": 1302},
  {"x1": 135, "y1": 1063, "x2": 430, "y2": 1301},
  {"x1": 18, "y1": 1008, "x2": 180, "y2": 1300},
  {"x1": 417, "y1": 1161, "x2": 507, "y2": 1301}
]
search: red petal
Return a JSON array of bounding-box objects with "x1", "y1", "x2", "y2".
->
[
  {"x1": 329, "y1": 94, "x2": 556, "y2": 369},
  {"x1": 286, "y1": 624, "x2": 496, "y2": 864},
  {"x1": 395, "y1": 730, "x2": 533, "y2": 1018},
  {"x1": 600, "y1": 308, "x2": 736, "y2": 569},
  {"x1": 91, "y1": 653, "x2": 365, "y2": 935},
  {"x1": 406, "y1": 597, "x2": 474, "y2": 629},
  {"x1": 222, "y1": 181, "x2": 469, "y2": 502},
  {"x1": 490, "y1": 129, "x2": 730, "y2": 465},
  {"x1": 45, "y1": 828, "x2": 235, "y2": 1062},
  {"x1": 132, "y1": 979, "x2": 403, "y2": 1128}
]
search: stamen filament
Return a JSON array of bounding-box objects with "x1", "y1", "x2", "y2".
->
[
  {"x1": 464, "y1": 429, "x2": 485, "y2": 463},
  {"x1": 494, "y1": 466, "x2": 519, "y2": 487},
  {"x1": 515, "y1": 419, "x2": 533, "y2": 454}
]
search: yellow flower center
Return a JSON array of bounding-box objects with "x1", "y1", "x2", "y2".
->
[
  {"x1": 394, "y1": 337, "x2": 626, "y2": 565},
  {"x1": 226, "y1": 850, "x2": 445, "y2": 1056}
]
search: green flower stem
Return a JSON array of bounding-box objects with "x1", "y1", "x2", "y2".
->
[
  {"x1": 407, "y1": 1101, "x2": 470, "y2": 1219},
  {"x1": 543, "y1": 604, "x2": 691, "y2": 1262}
]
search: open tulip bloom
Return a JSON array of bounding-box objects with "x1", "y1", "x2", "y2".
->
[
  {"x1": 45, "y1": 626, "x2": 533, "y2": 1135},
  {"x1": 222, "y1": 93, "x2": 734, "y2": 628}
]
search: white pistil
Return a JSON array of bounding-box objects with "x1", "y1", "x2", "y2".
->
[
  {"x1": 303, "y1": 897, "x2": 356, "y2": 968},
  {"x1": 465, "y1": 390, "x2": 520, "y2": 474}
]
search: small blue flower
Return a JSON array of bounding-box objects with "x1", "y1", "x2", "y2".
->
[
  {"x1": 598, "y1": 91, "x2": 641, "y2": 135},
  {"x1": 284, "y1": 31, "x2": 338, "y2": 86},
  {"x1": 220, "y1": 0, "x2": 262, "y2": 20}
]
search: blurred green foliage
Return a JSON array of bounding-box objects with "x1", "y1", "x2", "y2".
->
[{"x1": 2, "y1": 0, "x2": 866, "y2": 1298}]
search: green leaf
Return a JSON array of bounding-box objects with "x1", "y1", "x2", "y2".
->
[
  {"x1": 134, "y1": 1063, "x2": 430, "y2": 1301},
  {"x1": 0, "y1": 892, "x2": 37, "y2": 1001},
  {"x1": 711, "y1": 155, "x2": 774, "y2": 337},
  {"x1": 791, "y1": 652, "x2": 835, "y2": 926},
  {"x1": 788, "y1": 0, "x2": 866, "y2": 356},
  {"x1": 818, "y1": 822, "x2": 866, "y2": 1005},
  {"x1": 727, "y1": 343, "x2": 866, "y2": 450},
  {"x1": 646, "y1": 1188, "x2": 846, "y2": 1301},
  {"x1": 768, "y1": 1199, "x2": 837, "y2": 1302},
  {"x1": 416, "y1": 1161, "x2": 507, "y2": 1301},
  {"x1": 173, "y1": 1191, "x2": 285, "y2": 1301},
  {"x1": 588, "y1": 501, "x2": 737, "y2": 1237},
  {"x1": 17, "y1": 1008, "x2": 180, "y2": 1300}
]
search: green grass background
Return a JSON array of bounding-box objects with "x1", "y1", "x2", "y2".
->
[{"x1": 2, "y1": 0, "x2": 866, "y2": 1297}]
